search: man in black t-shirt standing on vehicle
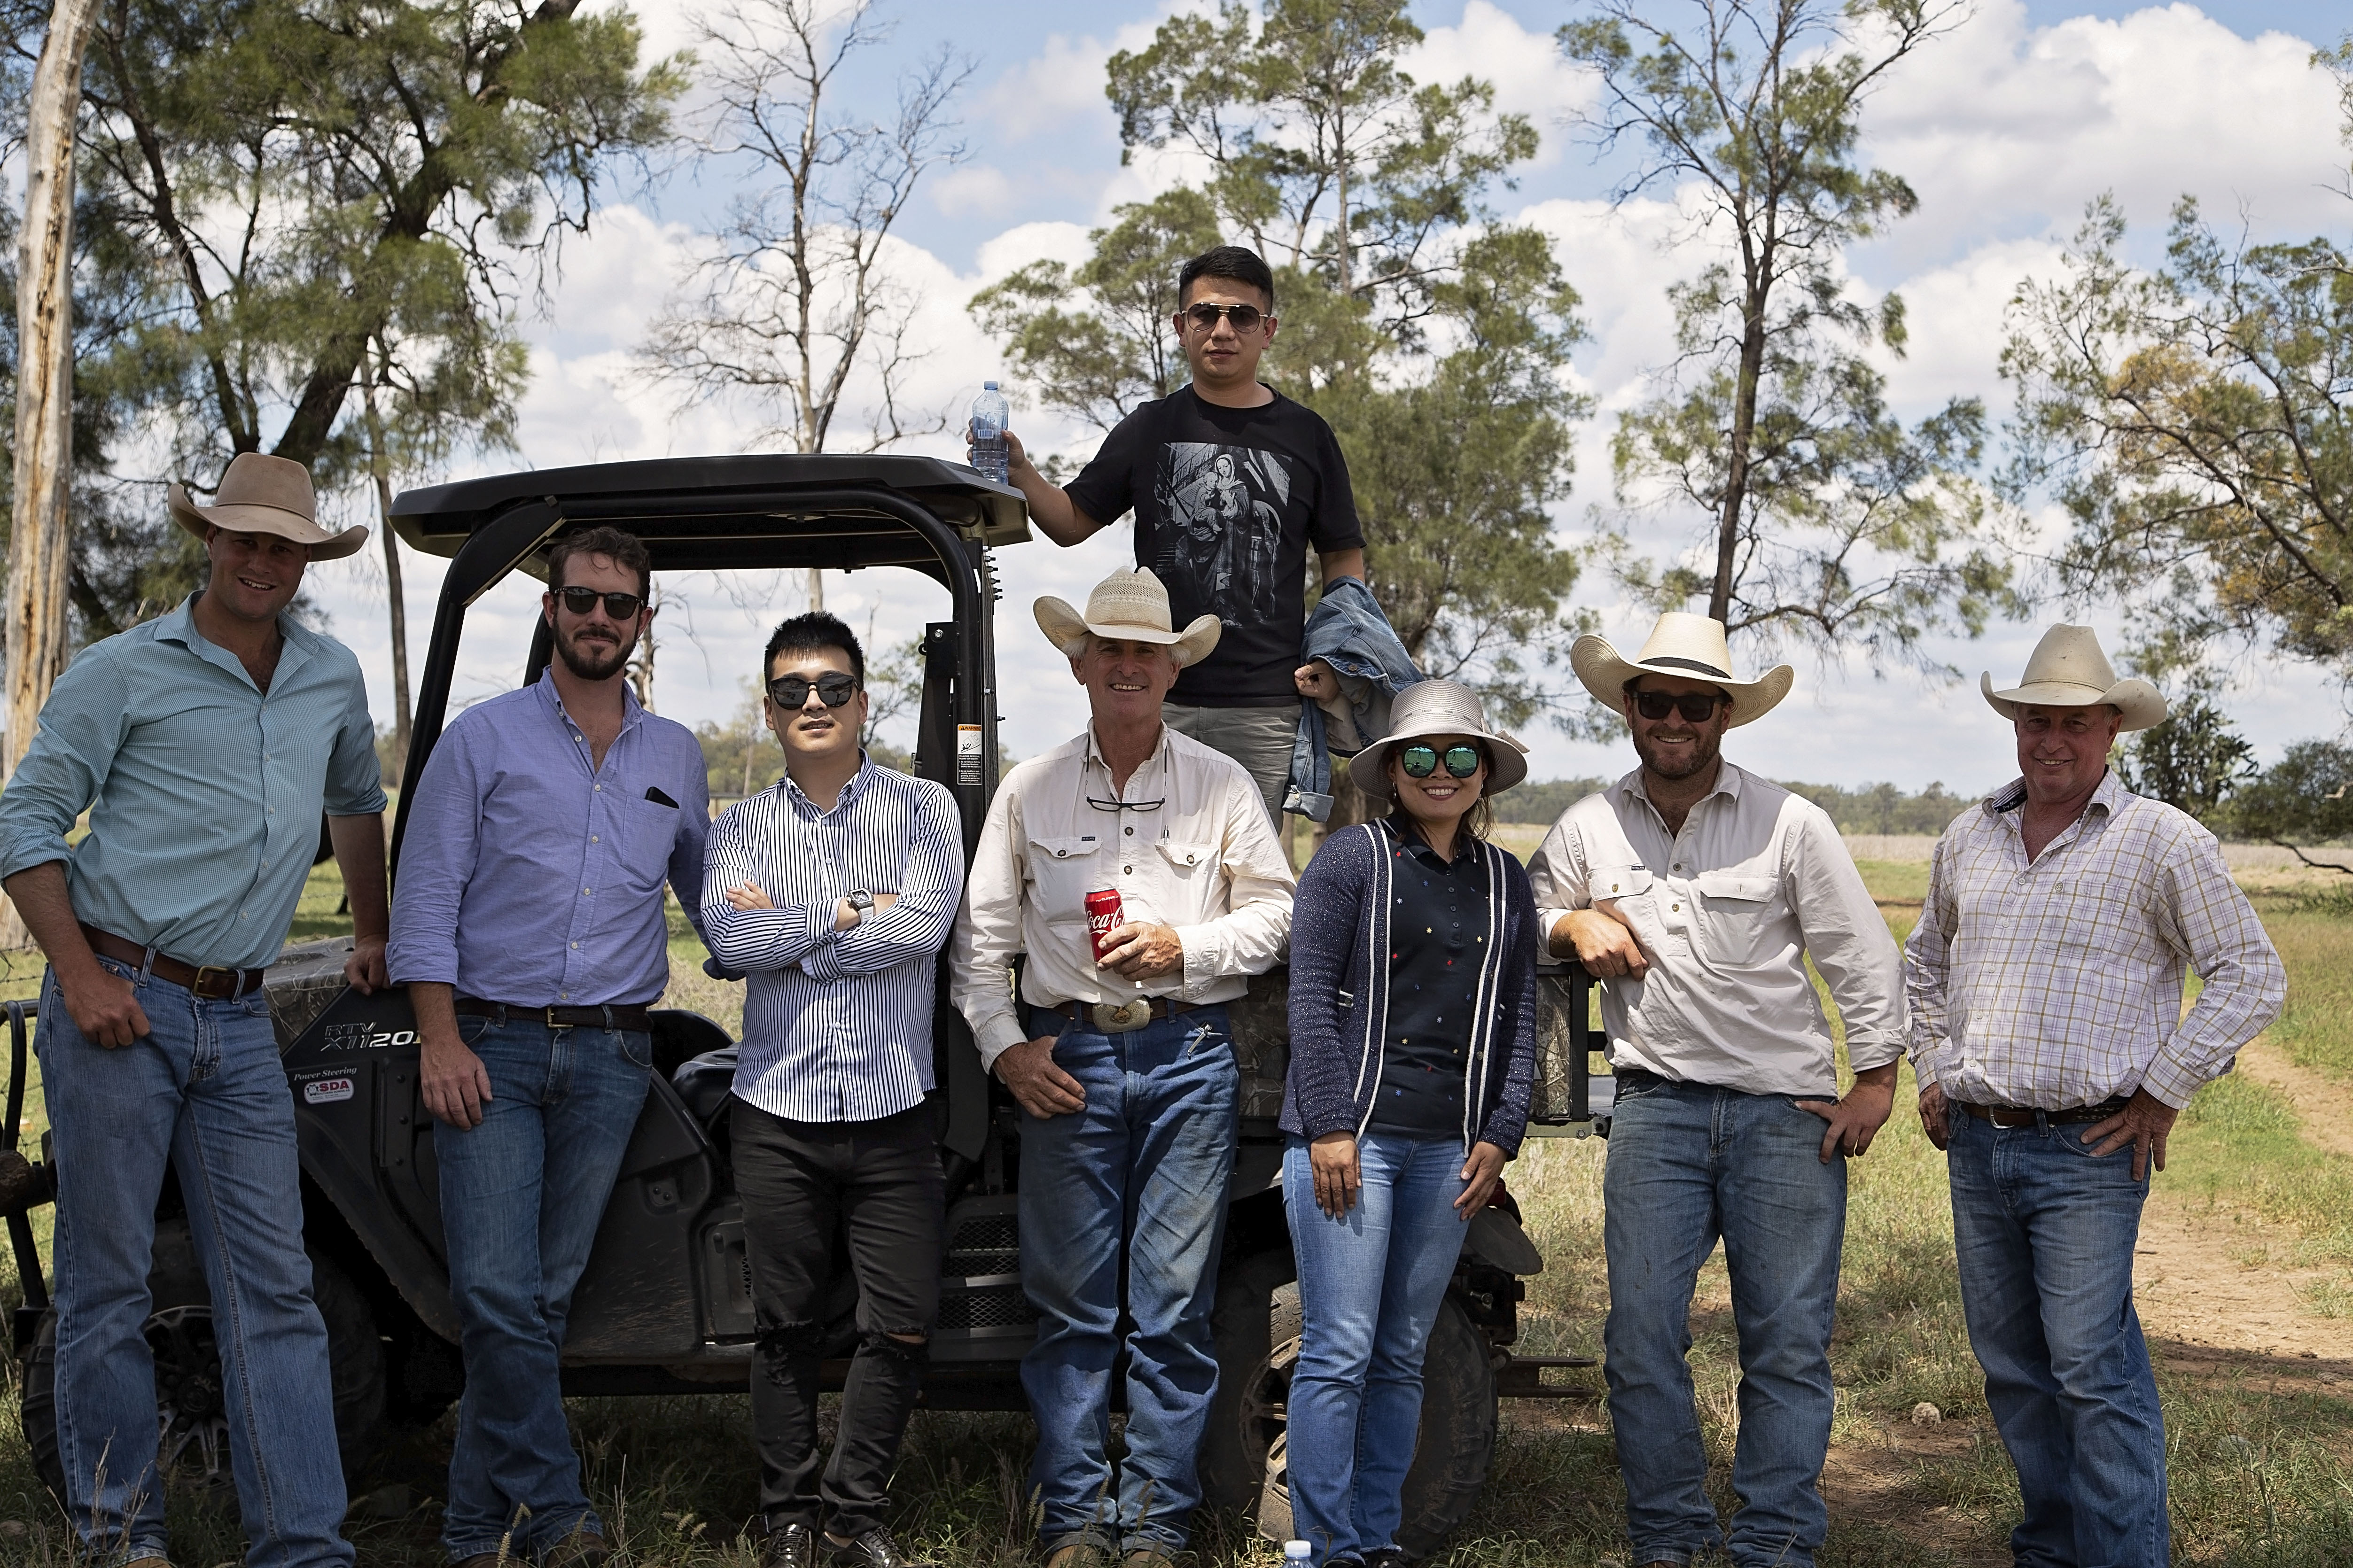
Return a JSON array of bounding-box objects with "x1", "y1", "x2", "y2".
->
[{"x1": 988, "y1": 246, "x2": 1367, "y2": 822}]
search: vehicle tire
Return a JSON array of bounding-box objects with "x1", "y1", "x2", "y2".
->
[
  {"x1": 1201, "y1": 1245, "x2": 1299, "y2": 1515},
  {"x1": 1206, "y1": 1257, "x2": 1498, "y2": 1559},
  {"x1": 18, "y1": 1248, "x2": 390, "y2": 1509}
]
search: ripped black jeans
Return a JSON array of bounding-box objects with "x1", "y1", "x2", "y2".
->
[{"x1": 733, "y1": 1099, "x2": 946, "y2": 1536}]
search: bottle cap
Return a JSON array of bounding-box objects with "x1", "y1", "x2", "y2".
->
[
  {"x1": 984, "y1": 380, "x2": 1000, "y2": 390},
  {"x1": 1283, "y1": 1545, "x2": 1311, "y2": 1561}
]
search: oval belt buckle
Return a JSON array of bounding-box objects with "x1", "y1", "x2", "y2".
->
[{"x1": 1091, "y1": 998, "x2": 1154, "y2": 1033}]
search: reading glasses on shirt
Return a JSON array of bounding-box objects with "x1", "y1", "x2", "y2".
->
[
  {"x1": 1178, "y1": 302, "x2": 1267, "y2": 334},
  {"x1": 767, "y1": 672, "x2": 860, "y2": 709},
  {"x1": 1401, "y1": 744, "x2": 1483, "y2": 780},
  {"x1": 1635, "y1": 690, "x2": 1728, "y2": 723},
  {"x1": 556, "y1": 586, "x2": 645, "y2": 621}
]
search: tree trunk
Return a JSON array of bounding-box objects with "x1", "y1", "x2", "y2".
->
[
  {"x1": 1711, "y1": 293, "x2": 1768, "y2": 625},
  {"x1": 359, "y1": 356, "x2": 412, "y2": 781},
  {"x1": 1, "y1": 0, "x2": 104, "y2": 951}
]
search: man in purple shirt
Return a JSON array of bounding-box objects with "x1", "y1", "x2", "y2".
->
[{"x1": 388, "y1": 526, "x2": 709, "y2": 1568}]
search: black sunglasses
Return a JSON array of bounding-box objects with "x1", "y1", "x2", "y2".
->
[
  {"x1": 1400, "y1": 744, "x2": 1483, "y2": 780},
  {"x1": 1179, "y1": 302, "x2": 1268, "y2": 334},
  {"x1": 1634, "y1": 690, "x2": 1729, "y2": 723},
  {"x1": 555, "y1": 586, "x2": 645, "y2": 620},
  {"x1": 768, "y1": 672, "x2": 860, "y2": 709}
]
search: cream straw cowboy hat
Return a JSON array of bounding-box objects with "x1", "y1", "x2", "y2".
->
[
  {"x1": 1570, "y1": 611, "x2": 1794, "y2": 729},
  {"x1": 168, "y1": 452, "x2": 368, "y2": 561},
  {"x1": 1347, "y1": 679, "x2": 1530, "y2": 800},
  {"x1": 1034, "y1": 567, "x2": 1223, "y2": 668},
  {"x1": 1981, "y1": 625, "x2": 2167, "y2": 731}
]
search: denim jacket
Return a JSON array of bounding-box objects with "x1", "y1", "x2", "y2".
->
[{"x1": 1282, "y1": 576, "x2": 1423, "y2": 822}]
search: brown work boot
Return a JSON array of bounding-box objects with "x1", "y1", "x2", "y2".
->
[
  {"x1": 541, "y1": 1529, "x2": 609, "y2": 1568},
  {"x1": 1043, "y1": 1539, "x2": 1116, "y2": 1568},
  {"x1": 1121, "y1": 1547, "x2": 1180, "y2": 1568}
]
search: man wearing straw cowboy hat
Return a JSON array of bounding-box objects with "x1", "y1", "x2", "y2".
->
[
  {"x1": 0, "y1": 452, "x2": 386, "y2": 1568},
  {"x1": 1906, "y1": 625, "x2": 2282, "y2": 1567},
  {"x1": 1525, "y1": 611, "x2": 1905, "y2": 1568},
  {"x1": 951, "y1": 566, "x2": 1294, "y2": 1568}
]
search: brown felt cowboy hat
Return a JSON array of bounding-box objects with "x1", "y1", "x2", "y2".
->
[
  {"x1": 1981, "y1": 625, "x2": 2167, "y2": 731},
  {"x1": 1571, "y1": 611, "x2": 1794, "y2": 728},
  {"x1": 1035, "y1": 567, "x2": 1223, "y2": 668},
  {"x1": 167, "y1": 452, "x2": 368, "y2": 561}
]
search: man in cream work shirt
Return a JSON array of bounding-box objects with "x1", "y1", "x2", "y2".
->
[
  {"x1": 1527, "y1": 613, "x2": 1903, "y2": 1568},
  {"x1": 951, "y1": 567, "x2": 1293, "y2": 1568}
]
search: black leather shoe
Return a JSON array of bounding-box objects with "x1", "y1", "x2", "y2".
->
[
  {"x1": 825, "y1": 1527, "x2": 937, "y2": 1568},
  {"x1": 1363, "y1": 1550, "x2": 1412, "y2": 1568},
  {"x1": 762, "y1": 1523, "x2": 818, "y2": 1568}
]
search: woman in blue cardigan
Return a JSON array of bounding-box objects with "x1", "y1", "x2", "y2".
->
[{"x1": 1280, "y1": 680, "x2": 1540, "y2": 1568}]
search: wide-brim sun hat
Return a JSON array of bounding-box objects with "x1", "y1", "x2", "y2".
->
[
  {"x1": 1035, "y1": 566, "x2": 1223, "y2": 669},
  {"x1": 1981, "y1": 624, "x2": 2166, "y2": 731},
  {"x1": 1348, "y1": 679, "x2": 1530, "y2": 800},
  {"x1": 1570, "y1": 610, "x2": 1793, "y2": 729},
  {"x1": 168, "y1": 451, "x2": 367, "y2": 561}
]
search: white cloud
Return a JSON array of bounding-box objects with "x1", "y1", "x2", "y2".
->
[{"x1": 1405, "y1": 0, "x2": 1593, "y2": 169}]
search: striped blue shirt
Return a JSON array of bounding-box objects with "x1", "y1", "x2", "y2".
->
[{"x1": 703, "y1": 756, "x2": 965, "y2": 1123}]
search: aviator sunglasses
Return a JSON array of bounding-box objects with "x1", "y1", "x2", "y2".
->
[
  {"x1": 556, "y1": 586, "x2": 646, "y2": 620},
  {"x1": 1633, "y1": 690, "x2": 1729, "y2": 723},
  {"x1": 767, "y1": 672, "x2": 860, "y2": 709},
  {"x1": 1178, "y1": 302, "x2": 1268, "y2": 334},
  {"x1": 1400, "y1": 744, "x2": 1483, "y2": 780}
]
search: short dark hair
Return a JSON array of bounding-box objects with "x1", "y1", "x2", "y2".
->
[
  {"x1": 1178, "y1": 246, "x2": 1275, "y2": 311},
  {"x1": 546, "y1": 526, "x2": 652, "y2": 600},
  {"x1": 764, "y1": 611, "x2": 865, "y2": 686}
]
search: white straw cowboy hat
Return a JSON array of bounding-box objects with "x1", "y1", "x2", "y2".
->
[
  {"x1": 1348, "y1": 679, "x2": 1530, "y2": 800},
  {"x1": 1570, "y1": 611, "x2": 1794, "y2": 728},
  {"x1": 1981, "y1": 625, "x2": 2167, "y2": 731},
  {"x1": 1035, "y1": 567, "x2": 1223, "y2": 668},
  {"x1": 168, "y1": 452, "x2": 368, "y2": 561}
]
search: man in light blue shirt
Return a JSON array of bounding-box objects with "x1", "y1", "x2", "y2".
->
[
  {"x1": 0, "y1": 452, "x2": 386, "y2": 1568},
  {"x1": 388, "y1": 524, "x2": 708, "y2": 1568}
]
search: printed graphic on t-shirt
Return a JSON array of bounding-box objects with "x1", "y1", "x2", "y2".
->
[{"x1": 1151, "y1": 442, "x2": 1295, "y2": 631}]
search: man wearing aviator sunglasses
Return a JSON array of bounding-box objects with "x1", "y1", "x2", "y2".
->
[
  {"x1": 1525, "y1": 612, "x2": 1905, "y2": 1568},
  {"x1": 973, "y1": 244, "x2": 1369, "y2": 822},
  {"x1": 390, "y1": 525, "x2": 713, "y2": 1568}
]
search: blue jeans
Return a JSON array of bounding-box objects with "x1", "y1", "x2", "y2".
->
[
  {"x1": 435, "y1": 1016, "x2": 652, "y2": 1561},
  {"x1": 1018, "y1": 1005, "x2": 1238, "y2": 1553},
  {"x1": 1602, "y1": 1071, "x2": 1845, "y2": 1568},
  {"x1": 1281, "y1": 1132, "x2": 1467, "y2": 1565},
  {"x1": 1947, "y1": 1109, "x2": 2167, "y2": 1567},
  {"x1": 38, "y1": 957, "x2": 354, "y2": 1568}
]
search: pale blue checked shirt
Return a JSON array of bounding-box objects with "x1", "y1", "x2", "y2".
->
[
  {"x1": 702, "y1": 756, "x2": 965, "y2": 1123},
  {"x1": 0, "y1": 594, "x2": 385, "y2": 972}
]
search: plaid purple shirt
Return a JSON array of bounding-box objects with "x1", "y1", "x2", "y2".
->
[{"x1": 1904, "y1": 770, "x2": 2284, "y2": 1110}]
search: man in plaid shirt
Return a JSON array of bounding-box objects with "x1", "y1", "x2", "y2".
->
[{"x1": 1906, "y1": 625, "x2": 2284, "y2": 1568}]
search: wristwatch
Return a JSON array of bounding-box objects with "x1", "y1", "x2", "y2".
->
[{"x1": 844, "y1": 889, "x2": 876, "y2": 922}]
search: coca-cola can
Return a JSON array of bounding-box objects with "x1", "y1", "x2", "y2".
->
[{"x1": 1085, "y1": 887, "x2": 1126, "y2": 961}]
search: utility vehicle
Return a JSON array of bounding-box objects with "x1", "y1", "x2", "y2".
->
[{"x1": 5, "y1": 456, "x2": 1612, "y2": 1554}]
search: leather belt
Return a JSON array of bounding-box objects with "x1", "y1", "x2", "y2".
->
[
  {"x1": 1050, "y1": 997, "x2": 1201, "y2": 1034},
  {"x1": 1954, "y1": 1097, "x2": 2131, "y2": 1129},
  {"x1": 81, "y1": 925, "x2": 266, "y2": 1001},
  {"x1": 456, "y1": 998, "x2": 654, "y2": 1032}
]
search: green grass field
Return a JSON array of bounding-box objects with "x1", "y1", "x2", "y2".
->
[{"x1": 0, "y1": 860, "x2": 2348, "y2": 1565}]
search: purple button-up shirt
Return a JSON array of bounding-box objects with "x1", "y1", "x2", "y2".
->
[{"x1": 388, "y1": 671, "x2": 709, "y2": 1007}]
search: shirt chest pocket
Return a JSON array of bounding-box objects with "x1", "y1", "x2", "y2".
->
[
  {"x1": 1591, "y1": 864, "x2": 1654, "y2": 914},
  {"x1": 1028, "y1": 833, "x2": 1110, "y2": 933},
  {"x1": 611, "y1": 793, "x2": 685, "y2": 892},
  {"x1": 1692, "y1": 872, "x2": 1782, "y2": 967},
  {"x1": 1153, "y1": 838, "x2": 1216, "y2": 896}
]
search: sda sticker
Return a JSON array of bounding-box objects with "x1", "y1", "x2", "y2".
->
[{"x1": 303, "y1": 1077, "x2": 355, "y2": 1105}]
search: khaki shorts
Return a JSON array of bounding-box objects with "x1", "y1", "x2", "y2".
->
[{"x1": 1161, "y1": 702, "x2": 1293, "y2": 827}]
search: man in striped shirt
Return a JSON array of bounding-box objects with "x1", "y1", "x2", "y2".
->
[
  {"x1": 1906, "y1": 625, "x2": 2284, "y2": 1568},
  {"x1": 701, "y1": 612, "x2": 965, "y2": 1568}
]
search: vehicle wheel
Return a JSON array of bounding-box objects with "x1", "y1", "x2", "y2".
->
[
  {"x1": 18, "y1": 1248, "x2": 390, "y2": 1508},
  {"x1": 1202, "y1": 1245, "x2": 1299, "y2": 1514},
  {"x1": 1206, "y1": 1261, "x2": 1498, "y2": 1558}
]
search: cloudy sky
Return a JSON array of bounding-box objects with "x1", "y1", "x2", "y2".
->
[{"x1": 296, "y1": 0, "x2": 2353, "y2": 794}]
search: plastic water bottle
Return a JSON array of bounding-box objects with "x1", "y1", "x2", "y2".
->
[
  {"x1": 1283, "y1": 1542, "x2": 1312, "y2": 1568},
  {"x1": 970, "y1": 381, "x2": 1010, "y2": 484}
]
